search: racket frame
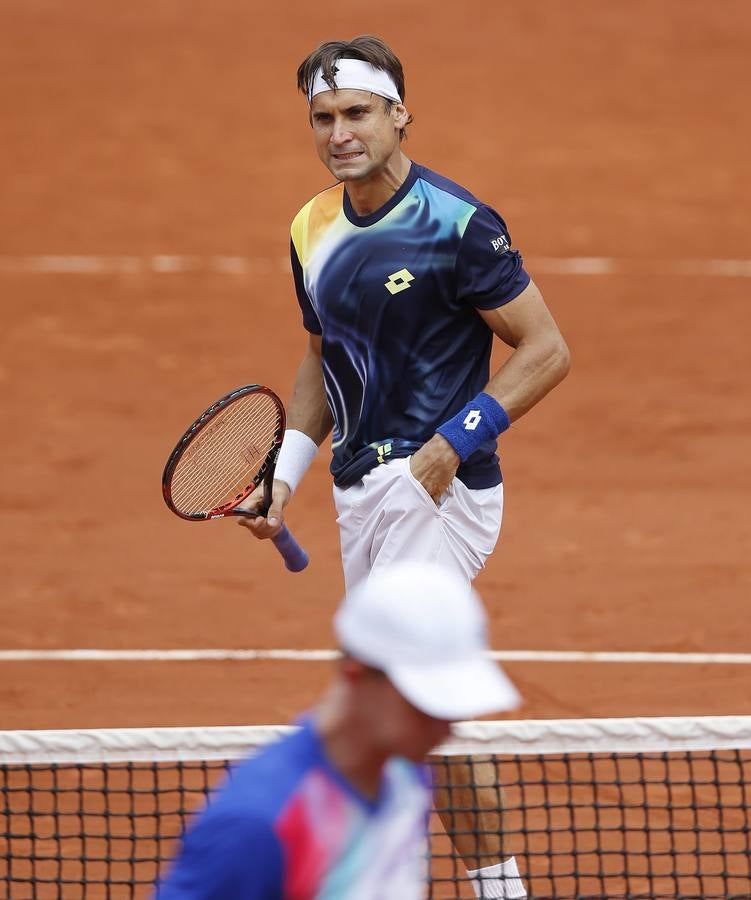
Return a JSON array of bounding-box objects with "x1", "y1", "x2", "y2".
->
[{"x1": 162, "y1": 384, "x2": 284, "y2": 521}]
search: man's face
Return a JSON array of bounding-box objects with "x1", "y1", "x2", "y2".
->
[
  {"x1": 309, "y1": 88, "x2": 409, "y2": 183},
  {"x1": 356, "y1": 668, "x2": 452, "y2": 762}
]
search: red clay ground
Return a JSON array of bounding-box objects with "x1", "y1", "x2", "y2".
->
[{"x1": 1, "y1": 1, "x2": 750, "y2": 731}]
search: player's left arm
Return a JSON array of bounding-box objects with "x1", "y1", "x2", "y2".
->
[
  {"x1": 477, "y1": 279, "x2": 571, "y2": 417},
  {"x1": 411, "y1": 280, "x2": 570, "y2": 501}
]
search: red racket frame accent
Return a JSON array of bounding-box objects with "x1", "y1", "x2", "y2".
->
[
  {"x1": 162, "y1": 384, "x2": 309, "y2": 571},
  {"x1": 161, "y1": 384, "x2": 285, "y2": 521}
]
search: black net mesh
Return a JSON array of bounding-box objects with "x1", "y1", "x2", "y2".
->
[
  {"x1": 1, "y1": 729, "x2": 750, "y2": 899},
  {"x1": 1, "y1": 760, "x2": 224, "y2": 899},
  {"x1": 429, "y1": 749, "x2": 751, "y2": 898}
]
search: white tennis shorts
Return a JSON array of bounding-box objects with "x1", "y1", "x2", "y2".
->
[{"x1": 333, "y1": 456, "x2": 504, "y2": 591}]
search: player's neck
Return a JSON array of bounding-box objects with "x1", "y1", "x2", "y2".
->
[
  {"x1": 344, "y1": 151, "x2": 412, "y2": 217},
  {"x1": 314, "y1": 689, "x2": 388, "y2": 801}
]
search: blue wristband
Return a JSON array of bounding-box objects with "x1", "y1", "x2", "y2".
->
[{"x1": 436, "y1": 392, "x2": 510, "y2": 462}]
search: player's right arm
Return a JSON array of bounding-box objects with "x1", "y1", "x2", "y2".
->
[
  {"x1": 238, "y1": 333, "x2": 332, "y2": 540},
  {"x1": 286, "y1": 334, "x2": 334, "y2": 443},
  {"x1": 239, "y1": 208, "x2": 331, "y2": 540}
]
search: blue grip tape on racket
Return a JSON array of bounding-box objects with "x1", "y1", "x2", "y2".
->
[{"x1": 271, "y1": 526, "x2": 310, "y2": 572}]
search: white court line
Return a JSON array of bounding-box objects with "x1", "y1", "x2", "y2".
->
[
  {"x1": 532, "y1": 256, "x2": 616, "y2": 275},
  {"x1": 0, "y1": 255, "x2": 287, "y2": 275},
  {"x1": 1, "y1": 649, "x2": 751, "y2": 664},
  {"x1": 1, "y1": 255, "x2": 751, "y2": 277}
]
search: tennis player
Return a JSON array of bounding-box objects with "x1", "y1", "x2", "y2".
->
[
  {"x1": 240, "y1": 34, "x2": 569, "y2": 898},
  {"x1": 156, "y1": 562, "x2": 519, "y2": 899}
]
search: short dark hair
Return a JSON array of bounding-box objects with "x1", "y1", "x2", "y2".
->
[{"x1": 297, "y1": 35, "x2": 414, "y2": 140}]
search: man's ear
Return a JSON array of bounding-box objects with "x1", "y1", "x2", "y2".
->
[
  {"x1": 393, "y1": 103, "x2": 409, "y2": 129},
  {"x1": 339, "y1": 656, "x2": 368, "y2": 683}
]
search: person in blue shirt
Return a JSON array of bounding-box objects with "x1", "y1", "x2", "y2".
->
[
  {"x1": 239, "y1": 34, "x2": 570, "y2": 898},
  {"x1": 156, "y1": 562, "x2": 520, "y2": 899}
]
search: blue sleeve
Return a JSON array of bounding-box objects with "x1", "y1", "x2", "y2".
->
[
  {"x1": 290, "y1": 240, "x2": 323, "y2": 335},
  {"x1": 455, "y1": 205, "x2": 530, "y2": 309},
  {"x1": 155, "y1": 807, "x2": 284, "y2": 900}
]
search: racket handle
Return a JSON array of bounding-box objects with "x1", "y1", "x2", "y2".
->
[{"x1": 271, "y1": 525, "x2": 309, "y2": 572}]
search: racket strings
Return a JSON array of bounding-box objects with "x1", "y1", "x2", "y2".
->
[
  {"x1": 172, "y1": 404, "x2": 278, "y2": 512},
  {"x1": 173, "y1": 401, "x2": 278, "y2": 508},
  {"x1": 181, "y1": 403, "x2": 275, "y2": 493},
  {"x1": 170, "y1": 395, "x2": 281, "y2": 514}
]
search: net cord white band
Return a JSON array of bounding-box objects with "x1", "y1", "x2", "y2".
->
[
  {"x1": 309, "y1": 58, "x2": 402, "y2": 104},
  {"x1": 273, "y1": 429, "x2": 319, "y2": 494},
  {"x1": 2, "y1": 717, "x2": 751, "y2": 765}
]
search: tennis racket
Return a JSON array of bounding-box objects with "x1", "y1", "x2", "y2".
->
[{"x1": 162, "y1": 384, "x2": 309, "y2": 572}]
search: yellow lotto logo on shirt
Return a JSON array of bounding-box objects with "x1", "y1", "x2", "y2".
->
[{"x1": 384, "y1": 269, "x2": 415, "y2": 295}]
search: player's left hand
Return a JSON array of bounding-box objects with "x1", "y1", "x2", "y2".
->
[{"x1": 409, "y1": 435, "x2": 460, "y2": 504}]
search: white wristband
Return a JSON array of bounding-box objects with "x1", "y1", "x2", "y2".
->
[{"x1": 273, "y1": 429, "x2": 319, "y2": 494}]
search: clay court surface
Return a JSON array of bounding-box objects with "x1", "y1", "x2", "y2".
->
[{"x1": 2, "y1": 0, "x2": 750, "y2": 736}]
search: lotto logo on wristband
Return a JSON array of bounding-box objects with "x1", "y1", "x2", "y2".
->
[
  {"x1": 463, "y1": 410, "x2": 482, "y2": 431},
  {"x1": 437, "y1": 392, "x2": 509, "y2": 462}
]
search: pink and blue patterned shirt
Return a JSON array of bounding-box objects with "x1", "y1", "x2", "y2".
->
[{"x1": 156, "y1": 718, "x2": 432, "y2": 899}]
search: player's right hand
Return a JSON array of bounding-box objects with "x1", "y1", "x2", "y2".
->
[{"x1": 236, "y1": 479, "x2": 292, "y2": 540}]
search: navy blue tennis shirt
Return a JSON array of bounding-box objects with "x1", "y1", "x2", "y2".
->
[{"x1": 290, "y1": 163, "x2": 530, "y2": 489}]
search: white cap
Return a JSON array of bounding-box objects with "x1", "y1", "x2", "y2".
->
[{"x1": 333, "y1": 563, "x2": 520, "y2": 721}]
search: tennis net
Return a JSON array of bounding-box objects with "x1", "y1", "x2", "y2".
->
[{"x1": 1, "y1": 716, "x2": 750, "y2": 899}]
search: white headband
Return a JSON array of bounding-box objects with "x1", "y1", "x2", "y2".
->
[{"x1": 309, "y1": 58, "x2": 402, "y2": 104}]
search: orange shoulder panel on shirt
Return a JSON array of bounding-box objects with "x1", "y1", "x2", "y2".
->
[{"x1": 291, "y1": 183, "x2": 344, "y2": 266}]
